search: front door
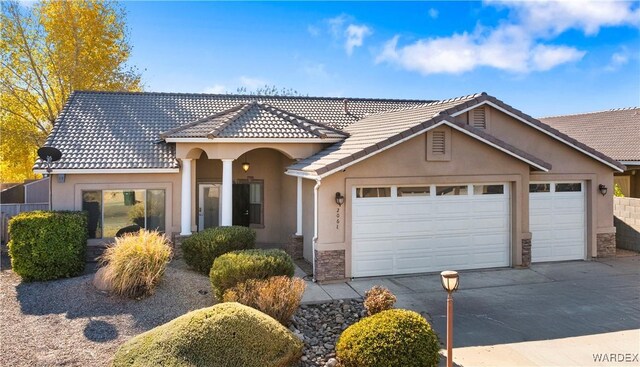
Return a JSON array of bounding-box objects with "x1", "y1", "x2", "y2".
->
[
  {"x1": 233, "y1": 183, "x2": 250, "y2": 227},
  {"x1": 198, "y1": 184, "x2": 221, "y2": 231}
]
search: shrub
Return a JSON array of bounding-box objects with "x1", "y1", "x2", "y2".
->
[
  {"x1": 363, "y1": 285, "x2": 397, "y2": 316},
  {"x1": 112, "y1": 302, "x2": 303, "y2": 367},
  {"x1": 336, "y1": 309, "x2": 440, "y2": 367},
  {"x1": 98, "y1": 230, "x2": 172, "y2": 298},
  {"x1": 209, "y1": 249, "x2": 294, "y2": 300},
  {"x1": 182, "y1": 226, "x2": 256, "y2": 274},
  {"x1": 8, "y1": 211, "x2": 87, "y2": 281},
  {"x1": 223, "y1": 275, "x2": 306, "y2": 326}
]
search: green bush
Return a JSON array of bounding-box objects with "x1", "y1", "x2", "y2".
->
[
  {"x1": 182, "y1": 226, "x2": 256, "y2": 274},
  {"x1": 112, "y1": 302, "x2": 303, "y2": 367},
  {"x1": 98, "y1": 230, "x2": 173, "y2": 298},
  {"x1": 336, "y1": 309, "x2": 440, "y2": 367},
  {"x1": 209, "y1": 249, "x2": 295, "y2": 300},
  {"x1": 7, "y1": 211, "x2": 87, "y2": 281}
]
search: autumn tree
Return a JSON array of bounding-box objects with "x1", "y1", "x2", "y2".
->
[{"x1": 0, "y1": 0, "x2": 142, "y2": 182}]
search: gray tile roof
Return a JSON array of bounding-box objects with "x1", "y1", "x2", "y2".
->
[
  {"x1": 539, "y1": 107, "x2": 640, "y2": 162},
  {"x1": 34, "y1": 91, "x2": 430, "y2": 170},
  {"x1": 161, "y1": 101, "x2": 348, "y2": 140},
  {"x1": 288, "y1": 93, "x2": 553, "y2": 176}
]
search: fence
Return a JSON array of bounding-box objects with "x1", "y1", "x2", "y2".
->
[
  {"x1": 614, "y1": 197, "x2": 640, "y2": 252},
  {"x1": 0, "y1": 203, "x2": 49, "y2": 244}
]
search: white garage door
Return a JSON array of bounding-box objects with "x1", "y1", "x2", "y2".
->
[
  {"x1": 529, "y1": 182, "x2": 585, "y2": 262},
  {"x1": 352, "y1": 184, "x2": 510, "y2": 277}
]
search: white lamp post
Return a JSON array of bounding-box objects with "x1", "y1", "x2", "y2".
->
[{"x1": 441, "y1": 270, "x2": 459, "y2": 367}]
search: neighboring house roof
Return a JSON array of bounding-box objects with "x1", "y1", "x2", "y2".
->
[
  {"x1": 160, "y1": 101, "x2": 348, "y2": 140},
  {"x1": 34, "y1": 91, "x2": 428, "y2": 171},
  {"x1": 539, "y1": 107, "x2": 640, "y2": 164},
  {"x1": 287, "y1": 93, "x2": 552, "y2": 177}
]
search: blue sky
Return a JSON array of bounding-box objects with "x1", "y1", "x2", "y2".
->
[{"x1": 123, "y1": 1, "x2": 640, "y2": 117}]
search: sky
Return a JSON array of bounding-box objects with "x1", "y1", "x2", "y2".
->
[{"x1": 122, "y1": 1, "x2": 640, "y2": 117}]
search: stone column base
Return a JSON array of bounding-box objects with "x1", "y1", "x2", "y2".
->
[
  {"x1": 596, "y1": 232, "x2": 616, "y2": 258},
  {"x1": 314, "y1": 249, "x2": 345, "y2": 282},
  {"x1": 285, "y1": 234, "x2": 304, "y2": 260},
  {"x1": 172, "y1": 233, "x2": 191, "y2": 260},
  {"x1": 521, "y1": 238, "x2": 531, "y2": 267}
]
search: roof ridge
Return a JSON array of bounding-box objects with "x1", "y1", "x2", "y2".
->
[
  {"x1": 159, "y1": 103, "x2": 247, "y2": 138},
  {"x1": 361, "y1": 92, "x2": 487, "y2": 119},
  {"x1": 207, "y1": 103, "x2": 255, "y2": 138},
  {"x1": 72, "y1": 89, "x2": 433, "y2": 103},
  {"x1": 538, "y1": 106, "x2": 640, "y2": 120},
  {"x1": 259, "y1": 103, "x2": 349, "y2": 138}
]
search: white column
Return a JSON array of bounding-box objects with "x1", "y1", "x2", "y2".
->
[
  {"x1": 180, "y1": 158, "x2": 192, "y2": 235},
  {"x1": 221, "y1": 159, "x2": 233, "y2": 226},
  {"x1": 296, "y1": 177, "x2": 303, "y2": 235}
]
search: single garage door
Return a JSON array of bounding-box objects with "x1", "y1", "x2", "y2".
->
[
  {"x1": 529, "y1": 182, "x2": 585, "y2": 262},
  {"x1": 352, "y1": 184, "x2": 510, "y2": 277}
]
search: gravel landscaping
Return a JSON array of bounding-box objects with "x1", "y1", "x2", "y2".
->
[{"x1": 0, "y1": 258, "x2": 213, "y2": 367}]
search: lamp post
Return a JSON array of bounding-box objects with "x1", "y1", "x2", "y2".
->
[{"x1": 441, "y1": 270, "x2": 459, "y2": 367}]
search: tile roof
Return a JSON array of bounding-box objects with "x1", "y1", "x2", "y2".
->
[
  {"x1": 161, "y1": 101, "x2": 348, "y2": 140},
  {"x1": 34, "y1": 91, "x2": 430, "y2": 170},
  {"x1": 539, "y1": 107, "x2": 640, "y2": 162},
  {"x1": 288, "y1": 93, "x2": 553, "y2": 176}
]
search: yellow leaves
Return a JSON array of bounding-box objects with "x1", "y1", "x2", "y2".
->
[{"x1": 0, "y1": 0, "x2": 142, "y2": 182}]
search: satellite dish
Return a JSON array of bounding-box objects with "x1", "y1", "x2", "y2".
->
[
  {"x1": 37, "y1": 147, "x2": 62, "y2": 173},
  {"x1": 38, "y1": 147, "x2": 62, "y2": 162}
]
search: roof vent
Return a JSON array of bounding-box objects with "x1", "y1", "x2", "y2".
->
[{"x1": 343, "y1": 99, "x2": 349, "y2": 115}]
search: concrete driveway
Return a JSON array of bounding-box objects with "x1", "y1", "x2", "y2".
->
[{"x1": 346, "y1": 256, "x2": 640, "y2": 366}]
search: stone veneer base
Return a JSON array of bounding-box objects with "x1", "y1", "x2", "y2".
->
[
  {"x1": 596, "y1": 232, "x2": 616, "y2": 258},
  {"x1": 314, "y1": 249, "x2": 345, "y2": 282}
]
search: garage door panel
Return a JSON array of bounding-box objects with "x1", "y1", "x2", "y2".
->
[
  {"x1": 530, "y1": 181, "x2": 585, "y2": 262},
  {"x1": 352, "y1": 183, "x2": 510, "y2": 277}
]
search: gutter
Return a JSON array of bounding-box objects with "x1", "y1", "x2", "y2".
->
[{"x1": 312, "y1": 178, "x2": 321, "y2": 282}]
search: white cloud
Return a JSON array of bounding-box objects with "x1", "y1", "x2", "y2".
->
[
  {"x1": 239, "y1": 76, "x2": 267, "y2": 89},
  {"x1": 307, "y1": 25, "x2": 320, "y2": 37},
  {"x1": 302, "y1": 63, "x2": 329, "y2": 78},
  {"x1": 605, "y1": 48, "x2": 632, "y2": 71},
  {"x1": 327, "y1": 14, "x2": 349, "y2": 37},
  {"x1": 345, "y1": 24, "x2": 372, "y2": 55},
  {"x1": 203, "y1": 84, "x2": 226, "y2": 94},
  {"x1": 375, "y1": 0, "x2": 639, "y2": 75},
  {"x1": 428, "y1": 8, "x2": 439, "y2": 19}
]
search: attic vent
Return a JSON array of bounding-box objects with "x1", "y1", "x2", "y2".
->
[
  {"x1": 471, "y1": 107, "x2": 487, "y2": 129},
  {"x1": 432, "y1": 131, "x2": 446, "y2": 154}
]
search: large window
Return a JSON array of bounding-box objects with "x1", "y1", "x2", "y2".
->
[{"x1": 82, "y1": 189, "x2": 166, "y2": 239}]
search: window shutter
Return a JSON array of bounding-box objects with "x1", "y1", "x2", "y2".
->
[
  {"x1": 432, "y1": 131, "x2": 446, "y2": 154},
  {"x1": 471, "y1": 107, "x2": 487, "y2": 129}
]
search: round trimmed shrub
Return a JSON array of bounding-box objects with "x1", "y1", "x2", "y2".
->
[
  {"x1": 7, "y1": 211, "x2": 87, "y2": 281},
  {"x1": 209, "y1": 249, "x2": 295, "y2": 300},
  {"x1": 112, "y1": 302, "x2": 303, "y2": 367},
  {"x1": 182, "y1": 226, "x2": 256, "y2": 274},
  {"x1": 98, "y1": 230, "x2": 172, "y2": 298},
  {"x1": 336, "y1": 309, "x2": 440, "y2": 367}
]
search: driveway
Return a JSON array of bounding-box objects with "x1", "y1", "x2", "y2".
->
[{"x1": 326, "y1": 255, "x2": 640, "y2": 366}]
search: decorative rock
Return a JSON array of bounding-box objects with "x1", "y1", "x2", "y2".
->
[
  {"x1": 324, "y1": 358, "x2": 338, "y2": 367},
  {"x1": 92, "y1": 267, "x2": 112, "y2": 293}
]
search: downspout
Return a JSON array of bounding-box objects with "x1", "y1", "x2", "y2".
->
[{"x1": 312, "y1": 178, "x2": 321, "y2": 282}]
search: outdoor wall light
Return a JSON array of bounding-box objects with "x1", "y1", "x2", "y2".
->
[
  {"x1": 598, "y1": 184, "x2": 607, "y2": 196},
  {"x1": 441, "y1": 270, "x2": 460, "y2": 367},
  {"x1": 335, "y1": 192, "x2": 345, "y2": 206},
  {"x1": 241, "y1": 153, "x2": 250, "y2": 172}
]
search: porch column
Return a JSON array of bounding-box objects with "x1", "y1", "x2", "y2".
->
[
  {"x1": 180, "y1": 158, "x2": 192, "y2": 235},
  {"x1": 221, "y1": 158, "x2": 233, "y2": 226},
  {"x1": 296, "y1": 177, "x2": 303, "y2": 235}
]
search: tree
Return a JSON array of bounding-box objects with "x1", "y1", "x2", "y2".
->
[
  {"x1": 0, "y1": 0, "x2": 142, "y2": 182},
  {"x1": 235, "y1": 85, "x2": 306, "y2": 97}
]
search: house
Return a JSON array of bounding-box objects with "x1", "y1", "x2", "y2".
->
[
  {"x1": 539, "y1": 108, "x2": 640, "y2": 198},
  {"x1": 34, "y1": 91, "x2": 625, "y2": 281}
]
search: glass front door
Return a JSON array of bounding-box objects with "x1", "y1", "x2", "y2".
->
[{"x1": 198, "y1": 184, "x2": 221, "y2": 231}]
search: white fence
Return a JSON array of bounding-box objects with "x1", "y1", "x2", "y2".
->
[{"x1": 0, "y1": 203, "x2": 49, "y2": 244}]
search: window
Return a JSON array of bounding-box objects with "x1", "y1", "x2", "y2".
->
[
  {"x1": 556, "y1": 183, "x2": 581, "y2": 192},
  {"x1": 398, "y1": 186, "x2": 430, "y2": 197},
  {"x1": 473, "y1": 185, "x2": 504, "y2": 195},
  {"x1": 436, "y1": 185, "x2": 468, "y2": 196},
  {"x1": 82, "y1": 189, "x2": 166, "y2": 239},
  {"x1": 356, "y1": 187, "x2": 391, "y2": 198},
  {"x1": 529, "y1": 184, "x2": 550, "y2": 193},
  {"x1": 249, "y1": 182, "x2": 263, "y2": 226}
]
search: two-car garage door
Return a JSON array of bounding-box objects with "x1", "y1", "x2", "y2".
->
[{"x1": 351, "y1": 184, "x2": 510, "y2": 277}]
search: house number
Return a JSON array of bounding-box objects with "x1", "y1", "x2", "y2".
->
[{"x1": 336, "y1": 207, "x2": 340, "y2": 230}]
